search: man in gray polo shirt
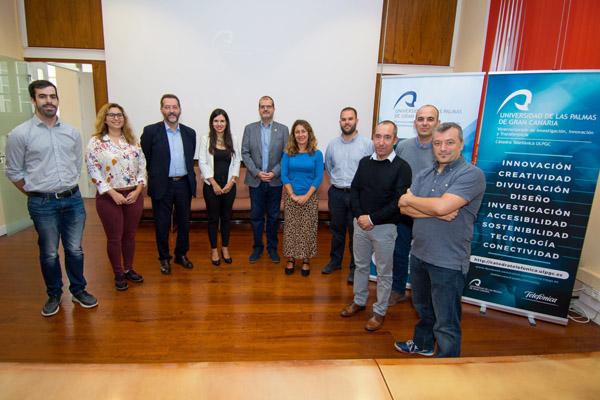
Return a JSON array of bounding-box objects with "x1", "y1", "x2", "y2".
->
[
  {"x1": 394, "y1": 122, "x2": 485, "y2": 357},
  {"x1": 5, "y1": 80, "x2": 98, "y2": 317},
  {"x1": 390, "y1": 104, "x2": 439, "y2": 305}
]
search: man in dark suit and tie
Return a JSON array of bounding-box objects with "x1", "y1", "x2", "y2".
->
[
  {"x1": 242, "y1": 96, "x2": 289, "y2": 263},
  {"x1": 141, "y1": 94, "x2": 196, "y2": 274}
]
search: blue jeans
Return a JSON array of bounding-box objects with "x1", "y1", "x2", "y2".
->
[
  {"x1": 392, "y1": 223, "x2": 412, "y2": 294},
  {"x1": 249, "y1": 182, "x2": 282, "y2": 251},
  {"x1": 327, "y1": 186, "x2": 355, "y2": 269},
  {"x1": 27, "y1": 192, "x2": 87, "y2": 297},
  {"x1": 410, "y1": 255, "x2": 466, "y2": 357}
]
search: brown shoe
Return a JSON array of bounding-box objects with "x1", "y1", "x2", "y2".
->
[
  {"x1": 388, "y1": 291, "x2": 408, "y2": 306},
  {"x1": 365, "y1": 313, "x2": 385, "y2": 331},
  {"x1": 340, "y1": 302, "x2": 366, "y2": 317}
]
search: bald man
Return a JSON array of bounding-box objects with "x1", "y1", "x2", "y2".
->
[{"x1": 390, "y1": 105, "x2": 440, "y2": 305}]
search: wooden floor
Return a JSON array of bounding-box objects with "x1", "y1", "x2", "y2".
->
[
  {"x1": 2, "y1": 353, "x2": 600, "y2": 399},
  {"x1": 0, "y1": 199, "x2": 599, "y2": 363}
]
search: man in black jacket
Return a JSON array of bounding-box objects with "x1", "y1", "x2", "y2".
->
[
  {"x1": 340, "y1": 120, "x2": 412, "y2": 331},
  {"x1": 141, "y1": 94, "x2": 196, "y2": 275}
]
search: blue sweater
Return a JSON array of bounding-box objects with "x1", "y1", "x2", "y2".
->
[{"x1": 281, "y1": 150, "x2": 324, "y2": 195}]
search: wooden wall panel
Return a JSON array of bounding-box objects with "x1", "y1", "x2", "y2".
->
[
  {"x1": 24, "y1": 58, "x2": 108, "y2": 112},
  {"x1": 90, "y1": 61, "x2": 108, "y2": 112},
  {"x1": 373, "y1": 74, "x2": 382, "y2": 131},
  {"x1": 25, "y1": 0, "x2": 104, "y2": 49},
  {"x1": 379, "y1": 0, "x2": 457, "y2": 66}
]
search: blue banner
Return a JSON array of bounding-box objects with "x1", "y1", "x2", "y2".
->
[{"x1": 464, "y1": 71, "x2": 600, "y2": 324}]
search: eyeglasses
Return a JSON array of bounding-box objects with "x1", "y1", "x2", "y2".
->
[{"x1": 107, "y1": 113, "x2": 124, "y2": 119}]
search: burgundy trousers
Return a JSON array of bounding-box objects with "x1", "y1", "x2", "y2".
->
[{"x1": 95, "y1": 190, "x2": 144, "y2": 276}]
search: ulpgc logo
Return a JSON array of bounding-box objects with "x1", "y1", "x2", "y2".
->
[
  {"x1": 467, "y1": 278, "x2": 501, "y2": 295},
  {"x1": 497, "y1": 89, "x2": 533, "y2": 113},
  {"x1": 394, "y1": 91, "x2": 417, "y2": 108}
]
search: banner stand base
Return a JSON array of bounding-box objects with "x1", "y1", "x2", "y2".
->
[
  {"x1": 462, "y1": 297, "x2": 568, "y2": 326},
  {"x1": 480, "y1": 304, "x2": 487, "y2": 314}
]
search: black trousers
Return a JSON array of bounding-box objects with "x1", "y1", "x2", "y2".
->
[
  {"x1": 151, "y1": 179, "x2": 192, "y2": 260},
  {"x1": 327, "y1": 186, "x2": 355, "y2": 269},
  {"x1": 203, "y1": 183, "x2": 236, "y2": 248}
]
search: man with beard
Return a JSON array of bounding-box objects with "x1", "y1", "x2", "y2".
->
[
  {"x1": 6, "y1": 80, "x2": 98, "y2": 317},
  {"x1": 322, "y1": 107, "x2": 372, "y2": 283},
  {"x1": 241, "y1": 96, "x2": 289, "y2": 263},
  {"x1": 389, "y1": 105, "x2": 439, "y2": 305},
  {"x1": 141, "y1": 94, "x2": 196, "y2": 275}
]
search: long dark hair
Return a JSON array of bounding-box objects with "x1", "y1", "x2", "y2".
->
[{"x1": 208, "y1": 108, "x2": 234, "y2": 156}]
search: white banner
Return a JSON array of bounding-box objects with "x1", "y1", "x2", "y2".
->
[{"x1": 378, "y1": 73, "x2": 484, "y2": 162}]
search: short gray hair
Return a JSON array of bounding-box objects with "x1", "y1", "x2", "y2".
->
[
  {"x1": 435, "y1": 122, "x2": 463, "y2": 142},
  {"x1": 378, "y1": 120, "x2": 398, "y2": 137}
]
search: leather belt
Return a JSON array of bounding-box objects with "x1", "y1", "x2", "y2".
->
[
  {"x1": 333, "y1": 186, "x2": 351, "y2": 193},
  {"x1": 170, "y1": 176, "x2": 187, "y2": 181},
  {"x1": 28, "y1": 186, "x2": 79, "y2": 199}
]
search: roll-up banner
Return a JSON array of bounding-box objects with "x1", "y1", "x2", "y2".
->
[
  {"x1": 378, "y1": 73, "x2": 484, "y2": 162},
  {"x1": 465, "y1": 71, "x2": 600, "y2": 325}
]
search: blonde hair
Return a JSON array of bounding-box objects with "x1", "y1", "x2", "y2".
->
[
  {"x1": 286, "y1": 119, "x2": 318, "y2": 156},
  {"x1": 93, "y1": 103, "x2": 136, "y2": 145}
]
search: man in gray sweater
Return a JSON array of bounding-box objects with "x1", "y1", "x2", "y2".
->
[{"x1": 390, "y1": 105, "x2": 440, "y2": 305}]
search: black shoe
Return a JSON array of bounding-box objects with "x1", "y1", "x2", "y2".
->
[
  {"x1": 249, "y1": 248, "x2": 263, "y2": 263},
  {"x1": 321, "y1": 263, "x2": 341, "y2": 274},
  {"x1": 301, "y1": 260, "x2": 310, "y2": 277},
  {"x1": 285, "y1": 258, "x2": 295, "y2": 275},
  {"x1": 160, "y1": 259, "x2": 171, "y2": 275},
  {"x1": 268, "y1": 248, "x2": 280, "y2": 263},
  {"x1": 71, "y1": 290, "x2": 98, "y2": 308},
  {"x1": 174, "y1": 255, "x2": 194, "y2": 269},
  {"x1": 115, "y1": 274, "x2": 129, "y2": 291},
  {"x1": 221, "y1": 250, "x2": 232, "y2": 264},
  {"x1": 347, "y1": 269, "x2": 355, "y2": 285},
  {"x1": 124, "y1": 269, "x2": 144, "y2": 283},
  {"x1": 41, "y1": 295, "x2": 61, "y2": 317},
  {"x1": 212, "y1": 258, "x2": 221, "y2": 266}
]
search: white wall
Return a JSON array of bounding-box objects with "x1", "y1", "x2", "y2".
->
[
  {"x1": 453, "y1": 0, "x2": 490, "y2": 72},
  {"x1": 102, "y1": 0, "x2": 383, "y2": 148}
]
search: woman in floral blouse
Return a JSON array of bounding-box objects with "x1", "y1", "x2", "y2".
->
[{"x1": 86, "y1": 103, "x2": 147, "y2": 291}]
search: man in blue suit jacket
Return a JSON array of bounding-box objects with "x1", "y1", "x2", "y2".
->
[
  {"x1": 242, "y1": 96, "x2": 289, "y2": 263},
  {"x1": 141, "y1": 94, "x2": 196, "y2": 274}
]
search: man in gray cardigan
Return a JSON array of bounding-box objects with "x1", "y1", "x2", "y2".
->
[{"x1": 241, "y1": 96, "x2": 289, "y2": 263}]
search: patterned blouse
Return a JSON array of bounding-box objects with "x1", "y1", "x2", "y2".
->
[{"x1": 85, "y1": 134, "x2": 147, "y2": 194}]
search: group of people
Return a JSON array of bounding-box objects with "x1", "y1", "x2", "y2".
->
[{"x1": 6, "y1": 80, "x2": 485, "y2": 358}]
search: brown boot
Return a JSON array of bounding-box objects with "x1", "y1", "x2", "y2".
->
[
  {"x1": 340, "y1": 302, "x2": 366, "y2": 317},
  {"x1": 365, "y1": 312, "x2": 385, "y2": 331}
]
